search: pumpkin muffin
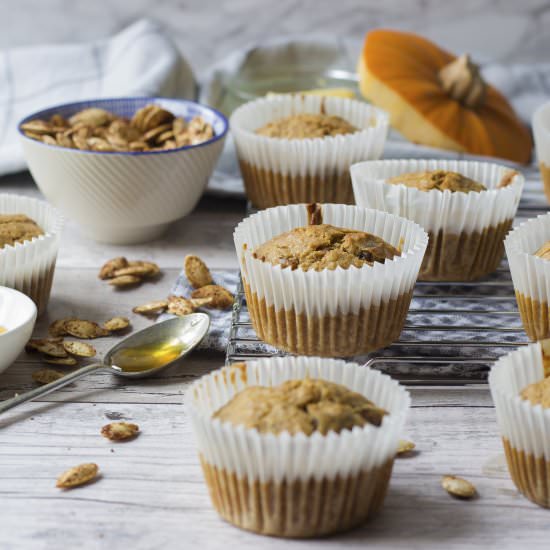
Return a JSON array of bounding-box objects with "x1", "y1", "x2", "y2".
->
[
  {"x1": 230, "y1": 94, "x2": 388, "y2": 209},
  {"x1": 351, "y1": 160, "x2": 524, "y2": 281},
  {"x1": 189, "y1": 357, "x2": 411, "y2": 537},
  {"x1": 0, "y1": 214, "x2": 44, "y2": 249},
  {"x1": 505, "y1": 213, "x2": 550, "y2": 341},
  {"x1": 234, "y1": 203, "x2": 428, "y2": 357},
  {"x1": 489, "y1": 341, "x2": 550, "y2": 508},
  {"x1": 255, "y1": 113, "x2": 358, "y2": 139},
  {"x1": 0, "y1": 196, "x2": 62, "y2": 315}
]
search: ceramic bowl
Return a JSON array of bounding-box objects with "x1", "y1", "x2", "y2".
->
[
  {"x1": 19, "y1": 97, "x2": 228, "y2": 244},
  {"x1": 0, "y1": 286, "x2": 37, "y2": 374}
]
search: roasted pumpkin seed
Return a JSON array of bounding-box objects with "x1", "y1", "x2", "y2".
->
[
  {"x1": 63, "y1": 340, "x2": 96, "y2": 358},
  {"x1": 441, "y1": 475, "x2": 477, "y2": 499},
  {"x1": 103, "y1": 317, "x2": 130, "y2": 332},
  {"x1": 191, "y1": 284, "x2": 234, "y2": 309},
  {"x1": 32, "y1": 368, "x2": 64, "y2": 385},
  {"x1": 56, "y1": 463, "x2": 99, "y2": 489},
  {"x1": 184, "y1": 255, "x2": 212, "y2": 288},
  {"x1": 64, "y1": 319, "x2": 109, "y2": 339},
  {"x1": 133, "y1": 300, "x2": 169, "y2": 316},
  {"x1": 101, "y1": 421, "x2": 139, "y2": 441}
]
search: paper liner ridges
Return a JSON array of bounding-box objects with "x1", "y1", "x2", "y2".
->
[{"x1": 188, "y1": 357, "x2": 410, "y2": 536}]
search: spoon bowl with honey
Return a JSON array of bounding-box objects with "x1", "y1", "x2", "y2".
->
[{"x1": 0, "y1": 313, "x2": 210, "y2": 414}]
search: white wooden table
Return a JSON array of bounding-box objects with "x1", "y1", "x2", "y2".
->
[{"x1": 1, "y1": 174, "x2": 549, "y2": 550}]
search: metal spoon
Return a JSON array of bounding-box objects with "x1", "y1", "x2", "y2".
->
[{"x1": 0, "y1": 314, "x2": 210, "y2": 414}]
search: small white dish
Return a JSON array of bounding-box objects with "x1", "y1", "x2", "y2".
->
[{"x1": 0, "y1": 286, "x2": 37, "y2": 374}]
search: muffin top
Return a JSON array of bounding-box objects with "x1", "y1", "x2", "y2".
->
[
  {"x1": 253, "y1": 223, "x2": 400, "y2": 271},
  {"x1": 520, "y1": 377, "x2": 550, "y2": 408},
  {"x1": 0, "y1": 214, "x2": 44, "y2": 250},
  {"x1": 255, "y1": 113, "x2": 358, "y2": 140},
  {"x1": 534, "y1": 241, "x2": 550, "y2": 261},
  {"x1": 213, "y1": 377, "x2": 388, "y2": 436},
  {"x1": 387, "y1": 170, "x2": 486, "y2": 193}
]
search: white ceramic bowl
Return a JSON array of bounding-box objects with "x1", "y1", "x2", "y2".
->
[
  {"x1": 0, "y1": 286, "x2": 37, "y2": 374},
  {"x1": 19, "y1": 98, "x2": 228, "y2": 244}
]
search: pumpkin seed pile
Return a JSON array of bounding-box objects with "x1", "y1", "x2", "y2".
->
[
  {"x1": 21, "y1": 104, "x2": 214, "y2": 152},
  {"x1": 132, "y1": 254, "x2": 234, "y2": 317},
  {"x1": 26, "y1": 317, "x2": 130, "y2": 384},
  {"x1": 99, "y1": 257, "x2": 161, "y2": 288}
]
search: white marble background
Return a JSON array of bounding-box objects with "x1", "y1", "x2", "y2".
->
[{"x1": 1, "y1": 0, "x2": 549, "y2": 79}]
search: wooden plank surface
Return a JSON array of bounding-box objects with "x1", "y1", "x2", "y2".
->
[{"x1": 1, "y1": 174, "x2": 548, "y2": 549}]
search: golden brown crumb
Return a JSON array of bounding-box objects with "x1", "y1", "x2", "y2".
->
[
  {"x1": 253, "y1": 223, "x2": 400, "y2": 271},
  {"x1": 387, "y1": 170, "x2": 486, "y2": 193},
  {"x1": 213, "y1": 378, "x2": 387, "y2": 436},
  {"x1": 256, "y1": 113, "x2": 358, "y2": 139}
]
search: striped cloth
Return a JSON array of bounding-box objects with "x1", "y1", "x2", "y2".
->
[{"x1": 0, "y1": 19, "x2": 196, "y2": 175}]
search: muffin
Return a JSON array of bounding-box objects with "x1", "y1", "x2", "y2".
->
[
  {"x1": 233, "y1": 203, "x2": 428, "y2": 357},
  {"x1": 230, "y1": 94, "x2": 388, "y2": 209},
  {"x1": 188, "y1": 356, "x2": 411, "y2": 537},
  {"x1": 505, "y1": 212, "x2": 550, "y2": 341},
  {"x1": 489, "y1": 340, "x2": 550, "y2": 508},
  {"x1": 351, "y1": 159, "x2": 524, "y2": 281},
  {"x1": 0, "y1": 195, "x2": 62, "y2": 315}
]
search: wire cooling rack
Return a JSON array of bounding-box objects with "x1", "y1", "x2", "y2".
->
[{"x1": 226, "y1": 193, "x2": 549, "y2": 385}]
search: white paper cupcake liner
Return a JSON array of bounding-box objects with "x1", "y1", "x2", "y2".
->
[
  {"x1": 0, "y1": 194, "x2": 63, "y2": 315},
  {"x1": 230, "y1": 95, "x2": 388, "y2": 207},
  {"x1": 489, "y1": 342, "x2": 550, "y2": 506},
  {"x1": 188, "y1": 356, "x2": 410, "y2": 535},
  {"x1": 350, "y1": 159, "x2": 524, "y2": 235},
  {"x1": 189, "y1": 356, "x2": 410, "y2": 481},
  {"x1": 234, "y1": 203, "x2": 427, "y2": 317},
  {"x1": 505, "y1": 213, "x2": 550, "y2": 340}
]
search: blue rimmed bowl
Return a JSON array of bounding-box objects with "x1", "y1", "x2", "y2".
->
[{"x1": 19, "y1": 97, "x2": 228, "y2": 244}]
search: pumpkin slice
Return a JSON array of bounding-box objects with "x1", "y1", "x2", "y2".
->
[{"x1": 358, "y1": 29, "x2": 532, "y2": 164}]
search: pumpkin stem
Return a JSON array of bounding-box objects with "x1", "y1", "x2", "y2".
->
[{"x1": 438, "y1": 54, "x2": 486, "y2": 108}]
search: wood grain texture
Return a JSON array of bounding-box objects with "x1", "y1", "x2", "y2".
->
[
  {"x1": 1, "y1": 155, "x2": 548, "y2": 548},
  {"x1": 1, "y1": 399, "x2": 546, "y2": 550}
]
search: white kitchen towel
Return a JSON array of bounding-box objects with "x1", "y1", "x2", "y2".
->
[{"x1": 0, "y1": 19, "x2": 196, "y2": 175}]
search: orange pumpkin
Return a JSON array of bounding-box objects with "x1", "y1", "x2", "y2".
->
[{"x1": 358, "y1": 29, "x2": 532, "y2": 164}]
